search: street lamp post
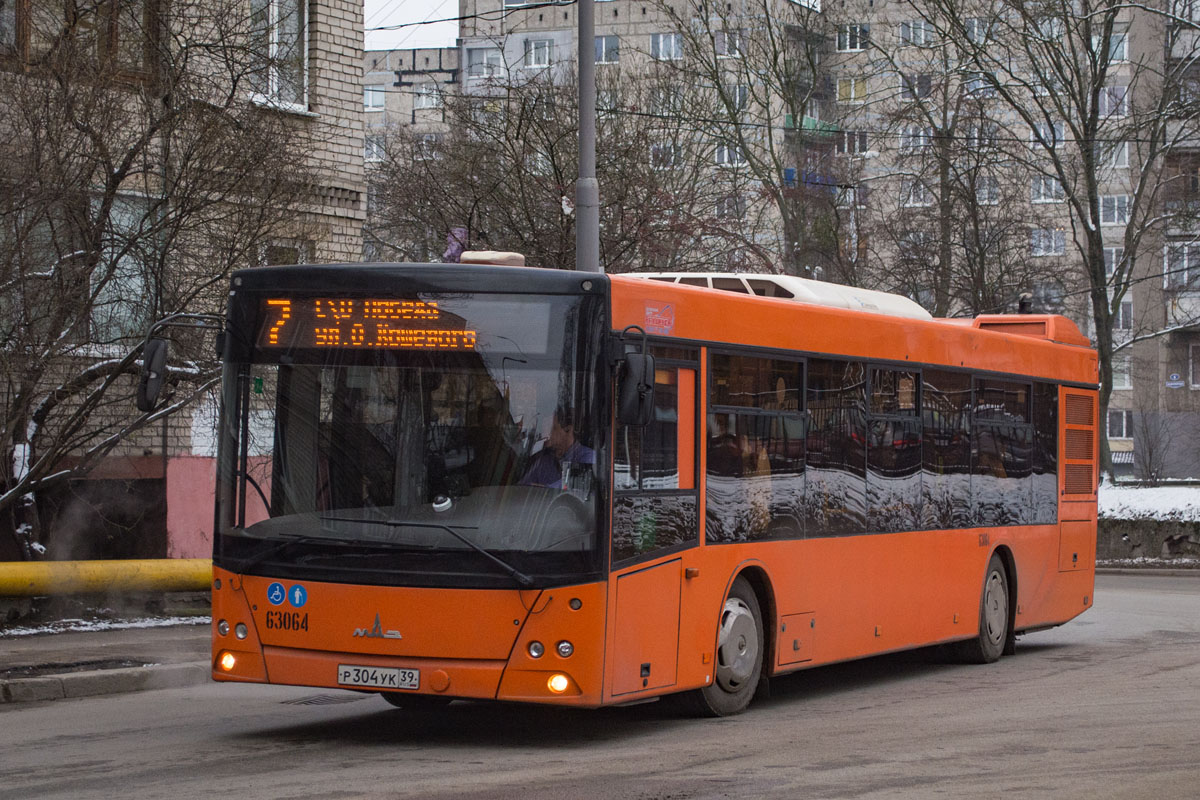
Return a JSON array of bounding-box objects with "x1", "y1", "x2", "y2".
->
[{"x1": 576, "y1": 0, "x2": 601, "y2": 273}]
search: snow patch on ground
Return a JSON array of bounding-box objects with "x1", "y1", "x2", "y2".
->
[
  {"x1": 1099, "y1": 483, "x2": 1200, "y2": 522},
  {"x1": 0, "y1": 615, "x2": 210, "y2": 638},
  {"x1": 1097, "y1": 557, "x2": 1200, "y2": 569}
]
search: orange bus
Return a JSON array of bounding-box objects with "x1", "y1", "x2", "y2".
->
[{"x1": 203, "y1": 260, "x2": 1098, "y2": 715}]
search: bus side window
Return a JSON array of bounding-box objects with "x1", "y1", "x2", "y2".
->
[{"x1": 612, "y1": 362, "x2": 699, "y2": 564}]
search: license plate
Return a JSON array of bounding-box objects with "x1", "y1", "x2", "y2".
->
[{"x1": 337, "y1": 664, "x2": 419, "y2": 690}]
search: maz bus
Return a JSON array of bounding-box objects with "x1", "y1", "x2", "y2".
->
[{"x1": 181, "y1": 259, "x2": 1097, "y2": 716}]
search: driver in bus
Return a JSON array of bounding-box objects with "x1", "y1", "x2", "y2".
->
[{"x1": 520, "y1": 407, "x2": 595, "y2": 489}]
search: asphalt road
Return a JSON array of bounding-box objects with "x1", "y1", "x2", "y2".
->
[{"x1": 1, "y1": 573, "x2": 1197, "y2": 800}]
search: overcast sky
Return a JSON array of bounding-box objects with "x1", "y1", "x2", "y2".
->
[{"x1": 364, "y1": 0, "x2": 459, "y2": 50}]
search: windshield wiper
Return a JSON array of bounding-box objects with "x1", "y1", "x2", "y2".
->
[{"x1": 321, "y1": 515, "x2": 534, "y2": 588}]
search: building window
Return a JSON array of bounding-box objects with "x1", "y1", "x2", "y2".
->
[
  {"x1": 716, "y1": 195, "x2": 746, "y2": 218},
  {"x1": 964, "y1": 17, "x2": 991, "y2": 44},
  {"x1": 1165, "y1": 241, "x2": 1200, "y2": 289},
  {"x1": 976, "y1": 175, "x2": 999, "y2": 205},
  {"x1": 837, "y1": 130, "x2": 869, "y2": 155},
  {"x1": 838, "y1": 77, "x2": 867, "y2": 103},
  {"x1": 414, "y1": 83, "x2": 441, "y2": 109},
  {"x1": 837, "y1": 185, "x2": 869, "y2": 208},
  {"x1": 723, "y1": 83, "x2": 749, "y2": 111},
  {"x1": 1094, "y1": 25, "x2": 1128, "y2": 64},
  {"x1": 468, "y1": 47, "x2": 502, "y2": 77},
  {"x1": 901, "y1": 73, "x2": 933, "y2": 99},
  {"x1": 651, "y1": 32, "x2": 683, "y2": 60},
  {"x1": 650, "y1": 87, "x2": 683, "y2": 116},
  {"x1": 1104, "y1": 246, "x2": 1125, "y2": 276},
  {"x1": 595, "y1": 34, "x2": 619, "y2": 64},
  {"x1": 1107, "y1": 409, "x2": 1134, "y2": 438},
  {"x1": 364, "y1": 85, "x2": 385, "y2": 111},
  {"x1": 1031, "y1": 228, "x2": 1066, "y2": 256},
  {"x1": 715, "y1": 139, "x2": 748, "y2": 166},
  {"x1": 417, "y1": 133, "x2": 442, "y2": 160},
  {"x1": 1191, "y1": 344, "x2": 1200, "y2": 387},
  {"x1": 1097, "y1": 140, "x2": 1129, "y2": 169},
  {"x1": 900, "y1": 125, "x2": 932, "y2": 151},
  {"x1": 251, "y1": 0, "x2": 308, "y2": 109},
  {"x1": 837, "y1": 24, "x2": 869, "y2": 51},
  {"x1": 650, "y1": 142, "x2": 682, "y2": 169},
  {"x1": 2, "y1": 0, "x2": 159, "y2": 73},
  {"x1": 1032, "y1": 175, "x2": 1065, "y2": 203},
  {"x1": 1032, "y1": 121, "x2": 1064, "y2": 149},
  {"x1": 900, "y1": 179, "x2": 932, "y2": 207},
  {"x1": 365, "y1": 134, "x2": 385, "y2": 162},
  {"x1": 1115, "y1": 299, "x2": 1133, "y2": 331},
  {"x1": 1099, "y1": 84, "x2": 1129, "y2": 117},
  {"x1": 967, "y1": 121, "x2": 999, "y2": 149},
  {"x1": 899, "y1": 20, "x2": 933, "y2": 46},
  {"x1": 964, "y1": 72, "x2": 995, "y2": 97},
  {"x1": 524, "y1": 39, "x2": 553, "y2": 68},
  {"x1": 715, "y1": 29, "x2": 745, "y2": 58},
  {"x1": 1101, "y1": 194, "x2": 1130, "y2": 225}
]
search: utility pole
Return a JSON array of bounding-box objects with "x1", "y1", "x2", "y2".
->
[{"x1": 576, "y1": 0, "x2": 602, "y2": 273}]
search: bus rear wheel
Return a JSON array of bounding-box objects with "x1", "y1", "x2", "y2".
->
[
  {"x1": 683, "y1": 576, "x2": 763, "y2": 717},
  {"x1": 957, "y1": 553, "x2": 1010, "y2": 664}
]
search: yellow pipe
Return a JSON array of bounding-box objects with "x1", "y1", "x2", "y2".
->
[{"x1": 0, "y1": 559, "x2": 212, "y2": 597}]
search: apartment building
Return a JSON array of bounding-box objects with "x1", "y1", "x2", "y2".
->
[
  {"x1": 0, "y1": 0, "x2": 366, "y2": 560},
  {"x1": 367, "y1": 2, "x2": 1200, "y2": 477}
]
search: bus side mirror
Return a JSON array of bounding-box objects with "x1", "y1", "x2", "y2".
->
[
  {"x1": 136, "y1": 338, "x2": 169, "y2": 412},
  {"x1": 617, "y1": 353, "x2": 655, "y2": 426}
]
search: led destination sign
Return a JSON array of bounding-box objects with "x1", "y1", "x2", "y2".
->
[{"x1": 258, "y1": 298, "x2": 478, "y2": 350}]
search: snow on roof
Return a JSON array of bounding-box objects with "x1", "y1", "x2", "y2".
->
[{"x1": 1100, "y1": 482, "x2": 1200, "y2": 522}]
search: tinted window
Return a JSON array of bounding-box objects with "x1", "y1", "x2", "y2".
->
[
  {"x1": 973, "y1": 378, "x2": 1033, "y2": 525},
  {"x1": 806, "y1": 359, "x2": 865, "y2": 535},
  {"x1": 921, "y1": 368, "x2": 971, "y2": 530},
  {"x1": 867, "y1": 368, "x2": 921, "y2": 533},
  {"x1": 1031, "y1": 382, "x2": 1058, "y2": 524}
]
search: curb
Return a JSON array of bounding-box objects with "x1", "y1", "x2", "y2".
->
[
  {"x1": 0, "y1": 661, "x2": 209, "y2": 705},
  {"x1": 1096, "y1": 567, "x2": 1200, "y2": 577}
]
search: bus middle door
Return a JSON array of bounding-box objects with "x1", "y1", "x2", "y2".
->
[{"x1": 608, "y1": 362, "x2": 698, "y2": 698}]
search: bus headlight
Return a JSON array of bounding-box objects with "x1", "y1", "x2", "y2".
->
[
  {"x1": 218, "y1": 652, "x2": 237, "y2": 672},
  {"x1": 235, "y1": 623, "x2": 248, "y2": 640},
  {"x1": 547, "y1": 673, "x2": 570, "y2": 694},
  {"x1": 556, "y1": 640, "x2": 574, "y2": 658},
  {"x1": 217, "y1": 620, "x2": 229, "y2": 636},
  {"x1": 528, "y1": 641, "x2": 545, "y2": 658}
]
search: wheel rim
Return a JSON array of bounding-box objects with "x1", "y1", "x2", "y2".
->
[
  {"x1": 714, "y1": 596, "x2": 759, "y2": 693},
  {"x1": 982, "y1": 569, "x2": 1008, "y2": 647}
]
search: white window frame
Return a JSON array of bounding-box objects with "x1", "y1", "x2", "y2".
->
[
  {"x1": 1031, "y1": 175, "x2": 1065, "y2": 203},
  {"x1": 650, "y1": 142, "x2": 682, "y2": 169},
  {"x1": 524, "y1": 39, "x2": 553, "y2": 69},
  {"x1": 901, "y1": 73, "x2": 932, "y2": 99},
  {"x1": 467, "y1": 47, "x2": 503, "y2": 78},
  {"x1": 595, "y1": 34, "x2": 619, "y2": 64},
  {"x1": 1191, "y1": 343, "x2": 1200, "y2": 388},
  {"x1": 1107, "y1": 408, "x2": 1134, "y2": 438},
  {"x1": 1031, "y1": 228, "x2": 1066, "y2": 256},
  {"x1": 1165, "y1": 241, "x2": 1200, "y2": 290},
  {"x1": 900, "y1": 178, "x2": 932, "y2": 207},
  {"x1": 1112, "y1": 357, "x2": 1132, "y2": 390},
  {"x1": 1101, "y1": 194, "x2": 1130, "y2": 226},
  {"x1": 1116, "y1": 298, "x2": 1133, "y2": 331},
  {"x1": 1094, "y1": 26, "x2": 1128, "y2": 64},
  {"x1": 976, "y1": 175, "x2": 999, "y2": 205},
  {"x1": 838, "y1": 77, "x2": 867, "y2": 104},
  {"x1": 964, "y1": 17, "x2": 990, "y2": 45},
  {"x1": 837, "y1": 130, "x2": 869, "y2": 155},
  {"x1": 715, "y1": 139, "x2": 748, "y2": 167},
  {"x1": 1104, "y1": 246, "x2": 1125, "y2": 276},
  {"x1": 364, "y1": 85, "x2": 385, "y2": 111},
  {"x1": 365, "y1": 133, "x2": 385, "y2": 162},
  {"x1": 1032, "y1": 121, "x2": 1064, "y2": 150},
  {"x1": 837, "y1": 24, "x2": 869, "y2": 52},
  {"x1": 716, "y1": 195, "x2": 746, "y2": 218},
  {"x1": 900, "y1": 20, "x2": 933, "y2": 47},
  {"x1": 716, "y1": 29, "x2": 745, "y2": 58},
  {"x1": 250, "y1": 0, "x2": 309, "y2": 112},
  {"x1": 414, "y1": 83, "x2": 441, "y2": 110},
  {"x1": 651, "y1": 32, "x2": 683, "y2": 61},
  {"x1": 1100, "y1": 84, "x2": 1129, "y2": 117},
  {"x1": 900, "y1": 125, "x2": 932, "y2": 151}
]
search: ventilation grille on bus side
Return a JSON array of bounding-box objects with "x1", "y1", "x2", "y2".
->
[
  {"x1": 1063, "y1": 392, "x2": 1097, "y2": 496},
  {"x1": 1065, "y1": 429, "x2": 1093, "y2": 461},
  {"x1": 1065, "y1": 394, "x2": 1094, "y2": 427}
]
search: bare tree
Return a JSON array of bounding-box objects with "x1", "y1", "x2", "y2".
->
[{"x1": 0, "y1": 1, "x2": 324, "y2": 558}]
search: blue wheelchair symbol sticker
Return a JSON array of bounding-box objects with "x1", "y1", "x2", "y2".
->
[
  {"x1": 288, "y1": 584, "x2": 308, "y2": 608},
  {"x1": 267, "y1": 582, "x2": 286, "y2": 606}
]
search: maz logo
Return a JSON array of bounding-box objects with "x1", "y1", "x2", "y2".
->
[{"x1": 353, "y1": 613, "x2": 403, "y2": 640}]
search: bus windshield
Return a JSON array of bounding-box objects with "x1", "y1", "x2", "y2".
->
[{"x1": 214, "y1": 291, "x2": 606, "y2": 588}]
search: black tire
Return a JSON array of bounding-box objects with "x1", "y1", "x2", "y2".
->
[
  {"x1": 957, "y1": 553, "x2": 1010, "y2": 664},
  {"x1": 380, "y1": 692, "x2": 453, "y2": 710},
  {"x1": 681, "y1": 576, "x2": 764, "y2": 717}
]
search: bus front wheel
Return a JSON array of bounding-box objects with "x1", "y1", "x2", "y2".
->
[
  {"x1": 684, "y1": 576, "x2": 763, "y2": 717},
  {"x1": 958, "y1": 553, "x2": 1010, "y2": 664}
]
